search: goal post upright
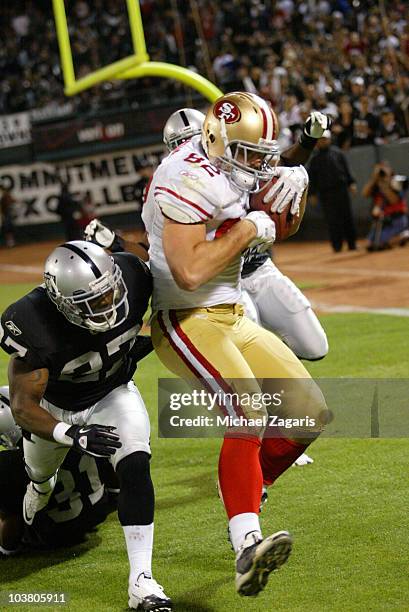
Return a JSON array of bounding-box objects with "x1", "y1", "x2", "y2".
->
[{"x1": 52, "y1": 0, "x2": 223, "y2": 102}]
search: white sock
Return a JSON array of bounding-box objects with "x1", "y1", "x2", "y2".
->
[
  {"x1": 229, "y1": 513, "x2": 262, "y2": 553},
  {"x1": 123, "y1": 524, "x2": 154, "y2": 584}
]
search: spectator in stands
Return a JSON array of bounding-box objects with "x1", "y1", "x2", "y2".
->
[
  {"x1": 351, "y1": 95, "x2": 379, "y2": 147},
  {"x1": 332, "y1": 97, "x2": 354, "y2": 149},
  {"x1": 0, "y1": 0, "x2": 407, "y2": 144},
  {"x1": 0, "y1": 186, "x2": 16, "y2": 248},
  {"x1": 308, "y1": 130, "x2": 357, "y2": 253},
  {"x1": 375, "y1": 108, "x2": 404, "y2": 144},
  {"x1": 56, "y1": 181, "x2": 83, "y2": 241},
  {"x1": 362, "y1": 161, "x2": 409, "y2": 251}
]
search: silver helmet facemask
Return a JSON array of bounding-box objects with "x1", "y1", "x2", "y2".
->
[
  {"x1": 44, "y1": 242, "x2": 129, "y2": 333},
  {"x1": 0, "y1": 388, "x2": 21, "y2": 450},
  {"x1": 163, "y1": 108, "x2": 206, "y2": 151}
]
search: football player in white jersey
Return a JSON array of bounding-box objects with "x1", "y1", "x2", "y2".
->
[
  {"x1": 84, "y1": 107, "x2": 330, "y2": 484},
  {"x1": 161, "y1": 108, "x2": 329, "y2": 471},
  {"x1": 142, "y1": 92, "x2": 328, "y2": 598},
  {"x1": 162, "y1": 109, "x2": 329, "y2": 363}
]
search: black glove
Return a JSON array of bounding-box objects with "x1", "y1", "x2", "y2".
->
[{"x1": 66, "y1": 424, "x2": 122, "y2": 458}]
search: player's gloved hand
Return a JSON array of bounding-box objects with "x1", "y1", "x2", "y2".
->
[
  {"x1": 303, "y1": 111, "x2": 331, "y2": 139},
  {"x1": 64, "y1": 424, "x2": 122, "y2": 458},
  {"x1": 245, "y1": 210, "x2": 276, "y2": 250},
  {"x1": 84, "y1": 219, "x2": 115, "y2": 248},
  {"x1": 84, "y1": 219, "x2": 125, "y2": 252},
  {"x1": 263, "y1": 166, "x2": 309, "y2": 216}
]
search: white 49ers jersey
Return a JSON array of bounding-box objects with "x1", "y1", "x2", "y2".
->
[{"x1": 142, "y1": 136, "x2": 248, "y2": 310}]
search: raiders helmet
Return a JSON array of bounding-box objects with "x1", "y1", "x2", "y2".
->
[
  {"x1": 44, "y1": 241, "x2": 129, "y2": 333},
  {"x1": 202, "y1": 92, "x2": 280, "y2": 192},
  {"x1": 0, "y1": 386, "x2": 21, "y2": 450},
  {"x1": 163, "y1": 108, "x2": 206, "y2": 151}
]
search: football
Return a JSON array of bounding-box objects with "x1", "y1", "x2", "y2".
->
[{"x1": 249, "y1": 177, "x2": 303, "y2": 242}]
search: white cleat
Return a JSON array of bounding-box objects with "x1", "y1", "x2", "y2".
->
[
  {"x1": 235, "y1": 531, "x2": 293, "y2": 597},
  {"x1": 128, "y1": 573, "x2": 172, "y2": 611},
  {"x1": 22, "y1": 482, "x2": 52, "y2": 526},
  {"x1": 292, "y1": 453, "x2": 314, "y2": 467}
]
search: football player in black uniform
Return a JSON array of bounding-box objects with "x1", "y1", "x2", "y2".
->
[
  {"x1": 0, "y1": 241, "x2": 172, "y2": 611},
  {"x1": 0, "y1": 386, "x2": 118, "y2": 554}
]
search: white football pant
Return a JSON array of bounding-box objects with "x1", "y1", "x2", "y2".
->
[
  {"x1": 24, "y1": 381, "x2": 151, "y2": 484},
  {"x1": 241, "y1": 259, "x2": 328, "y2": 361}
]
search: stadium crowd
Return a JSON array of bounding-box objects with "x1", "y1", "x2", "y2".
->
[{"x1": 0, "y1": 0, "x2": 408, "y2": 147}]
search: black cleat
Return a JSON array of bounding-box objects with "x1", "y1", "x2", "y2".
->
[{"x1": 235, "y1": 531, "x2": 293, "y2": 597}]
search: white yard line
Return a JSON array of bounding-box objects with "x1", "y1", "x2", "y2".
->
[
  {"x1": 0, "y1": 264, "x2": 43, "y2": 274},
  {"x1": 312, "y1": 302, "x2": 409, "y2": 317},
  {"x1": 283, "y1": 265, "x2": 409, "y2": 279}
]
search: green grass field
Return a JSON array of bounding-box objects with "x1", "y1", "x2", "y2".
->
[{"x1": 1, "y1": 282, "x2": 408, "y2": 611}]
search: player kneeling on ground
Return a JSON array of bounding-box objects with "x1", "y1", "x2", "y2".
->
[
  {"x1": 0, "y1": 386, "x2": 118, "y2": 554},
  {"x1": 0, "y1": 241, "x2": 172, "y2": 612}
]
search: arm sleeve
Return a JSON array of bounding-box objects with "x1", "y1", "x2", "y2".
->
[{"x1": 154, "y1": 174, "x2": 215, "y2": 224}]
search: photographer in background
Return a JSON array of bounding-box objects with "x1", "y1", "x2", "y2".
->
[{"x1": 362, "y1": 161, "x2": 408, "y2": 251}]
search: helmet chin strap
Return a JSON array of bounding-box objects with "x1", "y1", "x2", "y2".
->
[{"x1": 230, "y1": 167, "x2": 257, "y2": 191}]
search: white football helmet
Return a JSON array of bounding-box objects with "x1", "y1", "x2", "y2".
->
[
  {"x1": 202, "y1": 92, "x2": 280, "y2": 192},
  {"x1": 44, "y1": 241, "x2": 129, "y2": 333},
  {"x1": 0, "y1": 386, "x2": 21, "y2": 450},
  {"x1": 163, "y1": 108, "x2": 206, "y2": 151}
]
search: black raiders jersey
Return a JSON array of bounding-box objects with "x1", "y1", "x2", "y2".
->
[
  {"x1": 0, "y1": 447, "x2": 112, "y2": 521},
  {"x1": 241, "y1": 246, "x2": 270, "y2": 278},
  {"x1": 0, "y1": 447, "x2": 117, "y2": 546},
  {"x1": 0, "y1": 253, "x2": 152, "y2": 411}
]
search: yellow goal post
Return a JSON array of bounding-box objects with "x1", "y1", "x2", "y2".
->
[{"x1": 52, "y1": 0, "x2": 223, "y2": 102}]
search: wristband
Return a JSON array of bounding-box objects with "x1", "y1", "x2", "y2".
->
[
  {"x1": 53, "y1": 422, "x2": 74, "y2": 446},
  {"x1": 110, "y1": 234, "x2": 125, "y2": 253},
  {"x1": 299, "y1": 132, "x2": 318, "y2": 150}
]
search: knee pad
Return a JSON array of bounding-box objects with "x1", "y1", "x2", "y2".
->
[
  {"x1": 296, "y1": 331, "x2": 329, "y2": 361},
  {"x1": 116, "y1": 451, "x2": 154, "y2": 526},
  {"x1": 24, "y1": 464, "x2": 57, "y2": 490}
]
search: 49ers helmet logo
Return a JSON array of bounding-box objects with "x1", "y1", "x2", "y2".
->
[{"x1": 213, "y1": 100, "x2": 241, "y2": 123}]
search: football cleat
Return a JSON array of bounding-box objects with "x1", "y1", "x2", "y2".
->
[
  {"x1": 292, "y1": 453, "x2": 314, "y2": 467},
  {"x1": 128, "y1": 573, "x2": 172, "y2": 611},
  {"x1": 23, "y1": 482, "x2": 52, "y2": 526},
  {"x1": 235, "y1": 530, "x2": 293, "y2": 597}
]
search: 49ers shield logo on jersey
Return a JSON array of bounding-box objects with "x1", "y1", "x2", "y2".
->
[{"x1": 213, "y1": 100, "x2": 241, "y2": 123}]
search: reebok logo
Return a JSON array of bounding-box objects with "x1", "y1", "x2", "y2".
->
[{"x1": 5, "y1": 321, "x2": 22, "y2": 336}]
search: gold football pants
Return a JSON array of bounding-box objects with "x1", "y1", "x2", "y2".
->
[{"x1": 151, "y1": 304, "x2": 326, "y2": 441}]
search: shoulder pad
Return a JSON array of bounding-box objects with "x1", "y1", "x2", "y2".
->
[{"x1": 0, "y1": 291, "x2": 50, "y2": 368}]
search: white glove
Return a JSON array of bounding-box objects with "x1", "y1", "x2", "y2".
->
[
  {"x1": 84, "y1": 219, "x2": 115, "y2": 249},
  {"x1": 304, "y1": 111, "x2": 331, "y2": 139},
  {"x1": 263, "y1": 165, "x2": 309, "y2": 216},
  {"x1": 245, "y1": 210, "x2": 276, "y2": 249}
]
